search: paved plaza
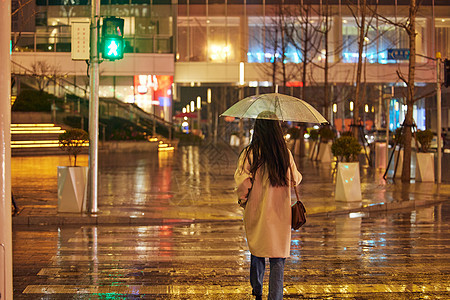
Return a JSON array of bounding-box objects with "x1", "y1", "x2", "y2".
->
[{"x1": 10, "y1": 144, "x2": 450, "y2": 299}]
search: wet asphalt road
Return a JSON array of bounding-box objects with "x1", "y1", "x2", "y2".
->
[{"x1": 11, "y1": 145, "x2": 450, "y2": 299}]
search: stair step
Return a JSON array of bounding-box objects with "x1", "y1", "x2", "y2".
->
[{"x1": 11, "y1": 123, "x2": 88, "y2": 156}]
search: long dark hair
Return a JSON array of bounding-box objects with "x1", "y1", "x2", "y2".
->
[{"x1": 242, "y1": 114, "x2": 290, "y2": 187}]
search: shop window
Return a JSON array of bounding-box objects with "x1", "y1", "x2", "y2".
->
[{"x1": 436, "y1": 18, "x2": 450, "y2": 59}]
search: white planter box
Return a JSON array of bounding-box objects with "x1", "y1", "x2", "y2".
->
[
  {"x1": 375, "y1": 142, "x2": 387, "y2": 169},
  {"x1": 57, "y1": 166, "x2": 88, "y2": 213},
  {"x1": 394, "y1": 149, "x2": 404, "y2": 178},
  {"x1": 293, "y1": 138, "x2": 301, "y2": 156},
  {"x1": 230, "y1": 135, "x2": 240, "y2": 147},
  {"x1": 318, "y1": 142, "x2": 333, "y2": 163},
  {"x1": 308, "y1": 141, "x2": 318, "y2": 159},
  {"x1": 416, "y1": 152, "x2": 435, "y2": 182},
  {"x1": 335, "y1": 162, "x2": 362, "y2": 201}
]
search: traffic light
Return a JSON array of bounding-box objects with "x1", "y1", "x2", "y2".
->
[
  {"x1": 102, "y1": 17, "x2": 124, "y2": 61},
  {"x1": 445, "y1": 59, "x2": 450, "y2": 88}
]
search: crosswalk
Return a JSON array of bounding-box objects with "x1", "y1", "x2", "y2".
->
[{"x1": 15, "y1": 208, "x2": 450, "y2": 299}]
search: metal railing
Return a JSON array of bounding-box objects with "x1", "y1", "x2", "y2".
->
[
  {"x1": 11, "y1": 60, "x2": 175, "y2": 138},
  {"x1": 11, "y1": 32, "x2": 173, "y2": 54}
]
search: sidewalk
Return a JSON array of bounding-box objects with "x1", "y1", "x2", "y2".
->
[{"x1": 11, "y1": 145, "x2": 450, "y2": 226}]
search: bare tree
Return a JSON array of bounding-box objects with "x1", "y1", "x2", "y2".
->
[
  {"x1": 31, "y1": 61, "x2": 61, "y2": 92},
  {"x1": 11, "y1": 0, "x2": 37, "y2": 50},
  {"x1": 373, "y1": 0, "x2": 431, "y2": 181},
  {"x1": 285, "y1": 4, "x2": 323, "y2": 100},
  {"x1": 347, "y1": 0, "x2": 379, "y2": 138},
  {"x1": 255, "y1": 2, "x2": 297, "y2": 93},
  {"x1": 308, "y1": 0, "x2": 347, "y2": 122}
]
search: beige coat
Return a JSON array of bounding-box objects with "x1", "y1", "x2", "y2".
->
[{"x1": 235, "y1": 149, "x2": 302, "y2": 258}]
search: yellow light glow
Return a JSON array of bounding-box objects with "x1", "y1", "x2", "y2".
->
[
  {"x1": 349, "y1": 101, "x2": 354, "y2": 112},
  {"x1": 11, "y1": 142, "x2": 89, "y2": 148},
  {"x1": 11, "y1": 130, "x2": 65, "y2": 134},
  {"x1": 186, "y1": 105, "x2": 190, "y2": 113},
  {"x1": 182, "y1": 121, "x2": 189, "y2": 127},
  {"x1": 371, "y1": 106, "x2": 374, "y2": 113},
  {"x1": 197, "y1": 96, "x2": 201, "y2": 109},
  {"x1": 209, "y1": 44, "x2": 231, "y2": 61},
  {"x1": 394, "y1": 101, "x2": 399, "y2": 111},
  {"x1": 333, "y1": 103, "x2": 337, "y2": 113},
  {"x1": 12, "y1": 144, "x2": 60, "y2": 148},
  {"x1": 11, "y1": 124, "x2": 56, "y2": 127},
  {"x1": 190, "y1": 101, "x2": 195, "y2": 112},
  {"x1": 11, "y1": 127, "x2": 62, "y2": 131},
  {"x1": 207, "y1": 88, "x2": 211, "y2": 104},
  {"x1": 239, "y1": 62, "x2": 245, "y2": 85},
  {"x1": 158, "y1": 143, "x2": 169, "y2": 148},
  {"x1": 158, "y1": 146, "x2": 174, "y2": 151},
  {"x1": 148, "y1": 138, "x2": 158, "y2": 142},
  {"x1": 182, "y1": 107, "x2": 186, "y2": 113},
  {"x1": 11, "y1": 140, "x2": 59, "y2": 144},
  {"x1": 365, "y1": 104, "x2": 369, "y2": 113}
]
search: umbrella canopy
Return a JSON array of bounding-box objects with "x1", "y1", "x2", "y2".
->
[{"x1": 221, "y1": 93, "x2": 328, "y2": 124}]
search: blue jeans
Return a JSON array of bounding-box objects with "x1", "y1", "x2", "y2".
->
[{"x1": 250, "y1": 254, "x2": 286, "y2": 300}]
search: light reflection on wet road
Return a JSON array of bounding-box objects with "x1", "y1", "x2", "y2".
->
[
  {"x1": 13, "y1": 207, "x2": 450, "y2": 299},
  {"x1": 11, "y1": 145, "x2": 450, "y2": 298}
]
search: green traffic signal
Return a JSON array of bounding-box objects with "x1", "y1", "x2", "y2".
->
[
  {"x1": 103, "y1": 37, "x2": 124, "y2": 60},
  {"x1": 102, "y1": 17, "x2": 125, "y2": 61}
]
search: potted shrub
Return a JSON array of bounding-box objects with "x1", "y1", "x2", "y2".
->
[
  {"x1": 331, "y1": 136, "x2": 363, "y2": 201},
  {"x1": 317, "y1": 126, "x2": 335, "y2": 162},
  {"x1": 57, "y1": 128, "x2": 89, "y2": 213},
  {"x1": 415, "y1": 129, "x2": 435, "y2": 182}
]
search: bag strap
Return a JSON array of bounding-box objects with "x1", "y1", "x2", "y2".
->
[{"x1": 289, "y1": 166, "x2": 300, "y2": 202}]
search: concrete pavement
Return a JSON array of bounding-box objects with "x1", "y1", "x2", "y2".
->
[
  {"x1": 11, "y1": 144, "x2": 450, "y2": 225},
  {"x1": 10, "y1": 144, "x2": 450, "y2": 299}
]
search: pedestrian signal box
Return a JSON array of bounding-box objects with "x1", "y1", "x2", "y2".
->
[{"x1": 102, "y1": 17, "x2": 124, "y2": 61}]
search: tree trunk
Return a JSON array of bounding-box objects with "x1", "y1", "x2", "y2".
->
[
  {"x1": 354, "y1": 0, "x2": 366, "y2": 138},
  {"x1": 401, "y1": 0, "x2": 416, "y2": 182},
  {"x1": 323, "y1": 0, "x2": 330, "y2": 121}
]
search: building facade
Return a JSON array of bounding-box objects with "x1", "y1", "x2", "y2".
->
[{"x1": 11, "y1": 0, "x2": 450, "y2": 131}]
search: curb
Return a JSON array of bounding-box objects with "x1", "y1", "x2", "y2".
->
[
  {"x1": 12, "y1": 198, "x2": 448, "y2": 226},
  {"x1": 308, "y1": 198, "x2": 448, "y2": 218}
]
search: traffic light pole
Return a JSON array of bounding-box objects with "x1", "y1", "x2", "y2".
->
[
  {"x1": 0, "y1": 0, "x2": 12, "y2": 296},
  {"x1": 436, "y1": 53, "x2": 442, "y2": 184},
  {"x1": 87, "y1": 0, "x2": 100, "y2": 213}
]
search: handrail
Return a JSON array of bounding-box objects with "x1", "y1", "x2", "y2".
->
[
  {"x1": 0, "y1": 243, "x2": 5, "y2": 300},
  {"x1": 11, "y1": 60, "x2": 175, "y2": 131},
  {"x1": 11, "y1": 31, "x2": 173, "y2": 54},
  {"x1": 11, "y1": 60, "x2": 88, "y2": 97}
]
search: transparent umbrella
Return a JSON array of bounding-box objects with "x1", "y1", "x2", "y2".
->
[{"x1": 221, "y1": 93, "x2": 328, "y2": 124}]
